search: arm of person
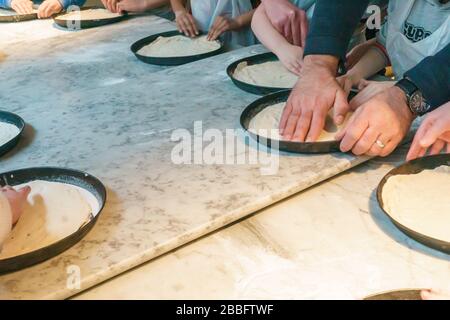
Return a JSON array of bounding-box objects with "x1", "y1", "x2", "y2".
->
[
  {"x1": 0, "y1": 192, "x2": 13, "y2": 249},
  {"x1": 339, "y1": 44, "x2": 389, "y2": 95},
  {"x1": 405, "y1": 43, "x2": 450, "y2": 112},
  {"x1": 117, "y1": 0, "x2": 168, "y2": 13},
  {"x1": 280, "y1": 0, "x2": 370, "y2": 142},
  {"x1": 207, "y1": 9, "x2": 255, "y2": 41},
  {"x1": 170, "y1": 0, "x2": 198, "y2": 37},
  {"x1": 251, "y1": 5, "x2": 302, "y2": 74}
]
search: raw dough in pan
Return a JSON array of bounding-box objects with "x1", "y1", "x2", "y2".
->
[
  {"x1": 137, "y1": 35, "x2": 221, "y2": 58},
  {"x1": 0, "y1": 122, "x2": 20, "y2": 146},
  {"x1": 233, "y1": 61, "x2": 298, "y2": 89},
  {"x1": 248, "y1": 102, "x2": 352, "y2": 142},
  {"x1": 382, "y1": 165, "x2": 450, "y2": 242},
  {"x1": 0, "y1": 180, "x2": 100, "y2": 259},
  {"x1": 57, "y1": 8, "x2": 122, "y2": 20}
]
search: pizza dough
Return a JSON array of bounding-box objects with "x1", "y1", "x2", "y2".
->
[
  {"x1": 233, "y1": 61, "x2": 298, "y2": 88},
  {"x1": 0, "y1": 122, "x2": 20, "y2": 146},
  {"x1": 248, "y1": 102, "x2": 352, "y2": 142},
  {"x1": 57, "y1": 9, "x2": 122, "y2": 20},
  {"x1": 382, "y1": 165, "x2": 450, "y2": 242},
  {"x1": 0, "y1": 180, "x2": 100, "y2": 259},
  {"x1": 137, "y1": 35, "x2": 221, "y2": 58}
]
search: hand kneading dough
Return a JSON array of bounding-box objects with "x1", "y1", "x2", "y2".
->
[
  {"x1": 0, "y1": 122, "x2": 19, "y2": 146},
  {"x1": 248, "y1": 102, "x2": 351, "y2": 142},
  {"x1": 58, "y1": 9, "x2": 122, "y2": 20},
  {"x1": 0, "y1": 180, "x2": 100, "y2": 259},
  {"x1": 233, "y1": 61, "x2": 298, "y2": 88},
  {"x1": 137, "y1": 35, "x2": 221, "y2": 58},
  {"x1": 382, "y1": 165, "x2": 450, "y2": 242}
]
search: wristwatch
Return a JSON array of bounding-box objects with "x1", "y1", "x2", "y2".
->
[{"x1": 395, "y1": 78, "x2": 431, "y2": 116}]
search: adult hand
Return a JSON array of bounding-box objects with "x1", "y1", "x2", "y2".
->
[
  {"x1": 101, "y1": 0, "x2": 119, "y2": 13},
  {"x1": 207, "y1": 15, "x2": 239, "y2": 41},
  {"x1": 1, "y1": 186, "x2": 31, "y2": 225},
  {"x1": 37, "y1": 0, "x2": 63, "y2": 18},
  {"x1": 336, "y1": 86, "x2": 414, "y2": 156},
  {"x1": 406, "y1": 101, "x2": 450, "y2": 161},
  {"x1": 262, "y1": 0, "x2": 308, "y2": 47},
  {"x1": 348, "y1": 80, "x2": 396, "y2": 110},
  {"x1": 10, "y1": 0, "x2": 34, "y2": 14},
  {"x1": 175, "y1": 10, "x2": 199, "y2": 38},
  {"x1": 279, "y1": 55, "x2": 349, "y2": 142}
]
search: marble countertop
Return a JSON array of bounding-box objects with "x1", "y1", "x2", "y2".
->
[
  {"x1": 1, "y1": 15, "x2": 176, "y2": 94},
  {"x1": 75, "y1": 145, "x2": 450, "y2": 300},
  {"x1": 0, "y1": 17, "x2": 369, "y2": 299}
]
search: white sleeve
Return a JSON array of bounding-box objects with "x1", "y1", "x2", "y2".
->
[{"x1": 0, "y1": 192, "x2": 13, "y2": 248}]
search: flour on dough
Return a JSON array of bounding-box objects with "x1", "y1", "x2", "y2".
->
[
  {"x1": 58, "y1": 9, "x2": 122, "y2": 20},
  {"x1": 233, "y1": 61, "x2": 298, "y2": 89},
  {"x1": 0, "y1": 180, "x2": 100, "y2": 259},
  {"x1": 137, "y1": 35, "x2": 221, "y2": 58},
  {"x1": 382, "y1": 165, "x2": 450, "y2": 242},
  {"x1": 248, "y1": 102, "x2": 351, "y2": 142},
  {"x1": 0, "y1": 121, "x2": 20, "y2": 146}
]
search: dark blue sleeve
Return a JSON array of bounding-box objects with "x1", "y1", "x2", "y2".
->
[
  {"x1": 303, "y1": 0, "x2": 370, "y2": 59},
  {"x1": 58, "y1": 0, "x2": 86, "y2": 10},
  {"x1": 405, "y1": 43, "x2": 450, "y2": 111}
]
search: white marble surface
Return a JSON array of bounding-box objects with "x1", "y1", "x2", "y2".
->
[
  {"x1": 0, "y1": 19, "x2": 369, "y2": 299},
  {"x1": 75, "y1": 145, "x2": 450, "y2": 300},
  {"x1": 0, "y1": 15, "x2": 177, "y2": 94}
]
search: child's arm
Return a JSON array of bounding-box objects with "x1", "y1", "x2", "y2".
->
[
  {"x1": 0, "y1": 192, "x2": 13, "y2": 248},
  {"x1": 251, "y1": 5, "x2": 302, "y2": 75},
  {"x1": 38, "y1": 0, "x2": 86, "y2": 19},
  {"x1": 170, "y1": 0, "x2": 198, "y2": 37},
  {"x1": 0, "y1": 186, "x2": 30, "y2": 248},
  {"x1": 338, "y1": 43, "x2": 389, "y2": 95},
  {"x1": 207, "y1": 9, "x2": 255, "y2": 41},
  {"x1": 117, "y1": 0, "x2": 168, "y2": 13}
]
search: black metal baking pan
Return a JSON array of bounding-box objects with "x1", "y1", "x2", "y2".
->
[
  {"x1": 377, "y1": 153, "x2": 450, "y2": 254},
  {"x1": 131, "y1": 30, "x2": 225, "y2": 66},
  {"x1": 227, "y1": 52, "x2": 347, "y2": 96},
  {"x1": 227, "y1": 52, "x2": 290, "y2": 95},
  {"x1": 0, "y1": 167, "x2": 107, "y2": 274},
  {"x1": 0, "y1": 110, "x2": 25, "y2": 158},
  {"x1": 364, "y1": 289, "x2": 423, "y2": 300},
  {"x1": 240, "y1": 90, "x2": 357, "y2": 154},
  {"x1": 0, "y1": 9, "x2": 37, "y2": 23},
  {"x1": 53, "y1": 6, "x2": 127, "y2": 29}
]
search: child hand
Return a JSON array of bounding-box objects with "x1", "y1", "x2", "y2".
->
[
  {"x1": 407, "y1": 101, "x2": 450, "y2": 161},
  {"x1": 421, "y1": 289, "x2": 450, "y2": 300},
  {"x1": 37, "y1": 0, "x2": 63, "y2": 18},
  {"x1": 349, "y1": 79, "x2": 395, "y2": 110},
  {"x1": 207, "y1": 16, "x2": 239, "y2": 41},
  {"x1": 1, "y1": 186, "x2": 31, "y2": 225},
  {"x1": 101, "y1": 0, "x2": 119, "y2": 13},
  {"x1": 276, "y1": 44, "x2": 303, "y2": 75},
  {"x1": 337, "y1": 74, "x2": 359, "y2": 97},
  {"x1": 10, "y1": 0, "x2": 34, "y2": 14},
  {"x1": 175, "y1": 10, "x2": 199, "y2": 38}
]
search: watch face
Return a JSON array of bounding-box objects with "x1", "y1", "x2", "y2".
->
[{"x1": 410, "y1": 91, "x2": 429, "y2": 114}]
